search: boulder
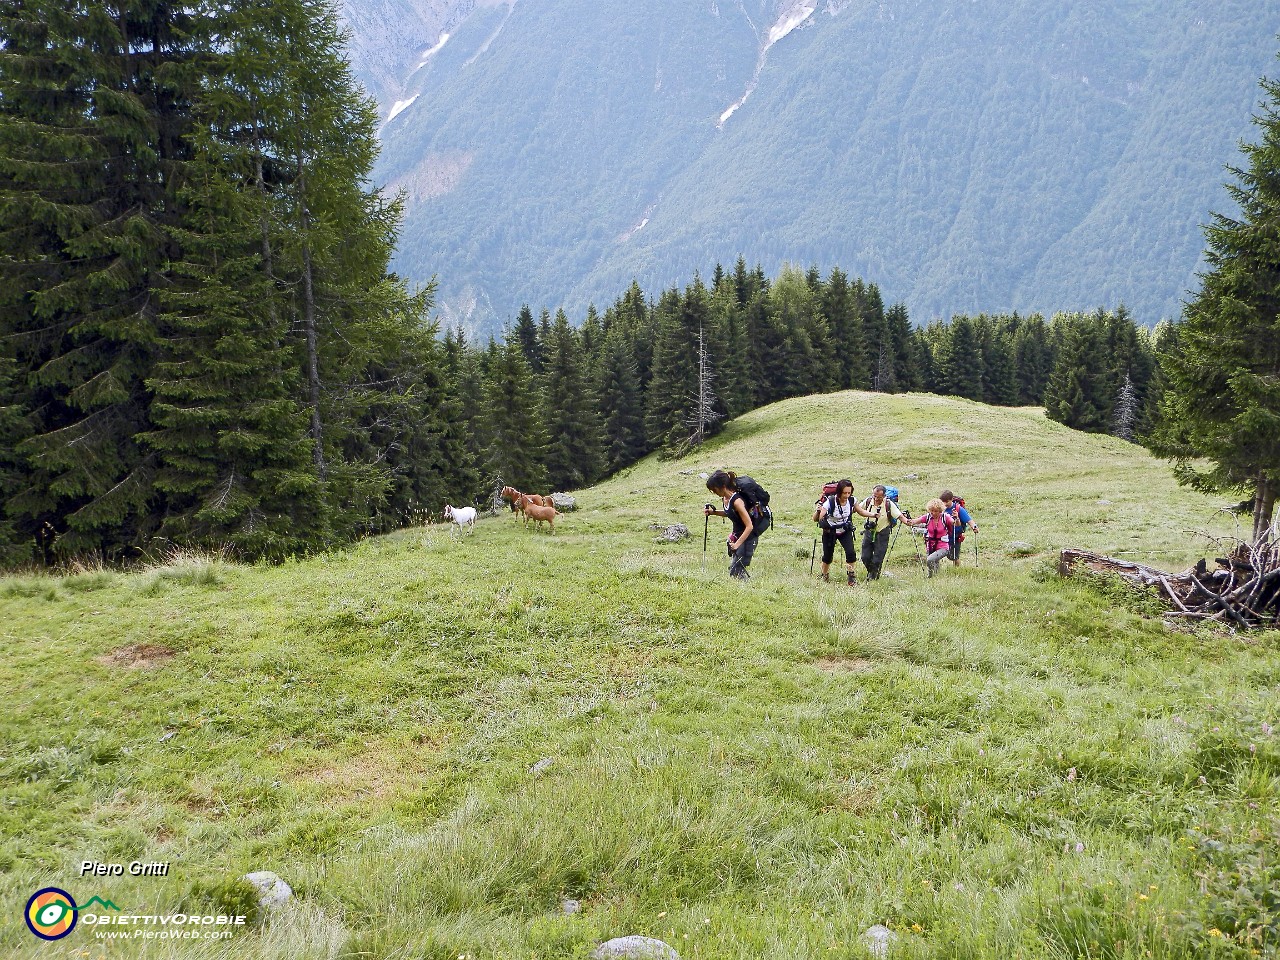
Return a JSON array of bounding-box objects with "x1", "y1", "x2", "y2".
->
[
  {"x1": 551, "y1": 493, "x2": 577, "y2": 511},
  {"x1": 651, "y1": 523, "x2": 691, "y2": 543},
  {"x1": 1007, "y1": 541, "x2": 1036, "y2": 555},
  {"x1": 592, "y1": 937, "x2": 679, "y2": 959},
  {"x1": 243, "y1": 871, "x2": 292, "y2": 910},
  {"x1": 561, "y1": 898, "x2": 582, "y2": 915}
]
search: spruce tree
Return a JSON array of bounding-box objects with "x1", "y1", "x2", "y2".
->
[
  {"x1": 938, "y1": 316, "x2": 984, "y2": 400},
  {"x1": 644, "y1": 285, "x2": 702, "y2": 453},
  {"x1": 1012, "y1": 315, "x2": 1053, "y2": 405},
  {"x1": 597, "y1": 328, "x2": 646, "y2": 473},
  {"x1": 541, "y1": 309, "x2": 603, "y2": 490},
  {"x1": 0, "y1": 0, "x2": 206, "y2": 557},
  {"x1": 820, "y1": 268, "x2": 867, "y2": 390},
  {"x1": 513, "y1": 304, "x2": 541, "y2": 370},
  {"x1": 1043, "y1": 315, "x2": 1108, "y2": 432},
  {"x1": 1153, "y1": 64, "x2": 1280, "y2": 540},
  {"x1": 887, "y1": 303, "x2": 920, "y2": 392},
  {"x1": 483, "y1": 340, "x2": 547, "y2": 492}
]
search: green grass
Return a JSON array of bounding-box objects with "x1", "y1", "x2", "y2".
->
[{"x1": 2, "y1": 391, "x2": 1277, "y2": 959}]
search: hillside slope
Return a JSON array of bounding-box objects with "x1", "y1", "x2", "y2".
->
[
  {"x1": 3, "y1": 394, "x2": 1277, "y2": 958},
  {"x1": 362, "y1": 0, "x2": 1279, "y2": 332}
]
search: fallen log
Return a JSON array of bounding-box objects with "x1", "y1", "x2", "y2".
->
[{"x1": 1059, "y1": 546, "x2": 1280, "y2": 630}]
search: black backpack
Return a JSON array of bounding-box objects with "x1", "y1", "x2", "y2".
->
[{"x1": 733, "y1": 475, "x2": 771, "y2": 516}]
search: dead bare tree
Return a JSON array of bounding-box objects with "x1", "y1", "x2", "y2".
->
[{"x1": 686, "y1": 321, "x2": 721, "y2": 450}]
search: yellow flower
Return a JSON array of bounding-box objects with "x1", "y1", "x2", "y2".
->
[
  {"x1": 1137, "y1": 894, "x2": 1149, "y2": 901},
  {"x1": 911, "y1": 923, "x2": 923, "y2": 933},
  {"x1": 1208, "y1": 928, "x2": 1224, "y2": 938}
]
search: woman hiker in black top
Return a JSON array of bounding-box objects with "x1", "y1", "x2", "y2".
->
[{"x1": 704, "y1": 470, "x2": 771, "y2": 580}]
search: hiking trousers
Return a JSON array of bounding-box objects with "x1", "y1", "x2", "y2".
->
[
  {"x1": 821, "y1": 527, "x2": 857, "y2": 565},
  {"x1": 861, "y1": 526, "x2": 891, "y2": 579},
  {"x1": 728, "y1": 510, "x2": 770, "y2": 579},
  {"x1": 926, "y1": 546, "x2": 949, "y2": 577}
]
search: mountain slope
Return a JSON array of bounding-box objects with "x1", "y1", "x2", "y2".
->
[
  {"x1": 3, "y1": 393, "x2": 1275, "y2": 958},
  {"x1": 359, "y1": 0, "x2": 1277, "y2": 332}
]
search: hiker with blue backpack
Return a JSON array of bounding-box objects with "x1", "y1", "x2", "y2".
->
[
  {"x1": 939, "y1": 490, "x2": 978, "y2": 567},
  {"x1": 859, "y1": 484, "x2": 905, "y2": 580}
]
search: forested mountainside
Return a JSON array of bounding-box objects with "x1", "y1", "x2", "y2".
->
[{"x1": 352, "y1": 0, "x2": 1279, "y2": 333}]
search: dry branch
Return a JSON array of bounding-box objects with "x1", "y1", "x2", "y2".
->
[{"x1": 1059, "y1": 523, "x2": 1280, "y2": 629}]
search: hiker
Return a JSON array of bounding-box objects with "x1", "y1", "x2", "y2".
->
[
  {"x1": 939, "y1": 490, "x2": 977, "y2": 567},
  {"x1": 812, "y1": 479, "x2": 864, "y2": 585},
  {"x1": 859, "y1": 484, "x2": 904, "y2": 580},
  {"x1": 704, "y1": 470, "x2": 772, "y2": 580},
  {"x1": 905, "y1": 499, "x2": 956, "y2": 577}
]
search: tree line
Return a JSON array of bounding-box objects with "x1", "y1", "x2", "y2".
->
[{"x1": 439, "y1": 261, "x2": 1171, "y2": 506}]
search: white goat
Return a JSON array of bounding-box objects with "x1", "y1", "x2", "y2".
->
[{"x1": 442, "y1": 504, "x2": 477, "y2": 536}]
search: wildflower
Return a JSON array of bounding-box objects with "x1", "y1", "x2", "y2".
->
[
  {"x1": 1075, "y1": 842, "x2": 1085, "y2": 853},
  {"x1": 657, "y1": 912, "x2": 667, "y2": 918},
  {"x1": 1149, "y1": 885, "x2": 1157, "y2": 890},
  {"x1": 1262, "y1": 722, "x2": 1272, "y2": 735},
  {"x1": 1250, "y1": 743, "x2": 1257, "y2": 754},
  {"x1": 1137, "y1": 894, "x2": 1149, "y2": 901},
  {"x1": 911, "y1": 923, "x2": 923, "y2": 933},
  {"x1": 1208, "y1": 928, "x2": 1224, "y2": 938},
  {"x1": 1198, "y1": 775, "x2": 1207, "y2": 785},
  {"x1": 1067, "y1": 767, "x2": 1077, "y2": 781}
]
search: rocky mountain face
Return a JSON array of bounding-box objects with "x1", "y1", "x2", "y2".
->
[{"x1": 343, "y1": 0, "x2": 1280, "y2": 333}]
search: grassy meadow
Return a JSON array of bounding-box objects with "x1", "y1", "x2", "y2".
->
[{"x1": 1, "y1": 391, "x2": 1277, "y2": 959}]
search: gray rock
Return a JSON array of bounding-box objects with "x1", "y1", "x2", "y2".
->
[
  {"x1": 862, "y1": 924, "x2": 898, "y2": 958},
  {"x1": 592, "y1": 937, "x2": 679, "y2": 960},
  {"x1": 678, "y1": 469, "x2": 695, "y2": 475},
  {"x1": 561, "y1": 898, "x2": 581, "y2": 915},
  {"x1": 901, "y1": 473, "x2": 919, "y2": 480},
  {"x1": 530, "y1": 757, "x2": 554, "y2": 775},
  {"x1": 551, "y1": 492, "x2": 577, "y2": 511},
  {"x1": 651, "y1": 523, "x2": 691, "y2": 543},
  {"x1": 243, "y1": 871, "x2": 292, "y2": 910},
  {"x1": 1097, "y1": 499, "x2": 1112, "y2": 505},
  {"x1": 1008, "y1": 541, "x2": 1036, "y2": 554}
]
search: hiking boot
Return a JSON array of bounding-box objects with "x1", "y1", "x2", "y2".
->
[
  {"x1": 819, "y1": 571, "x2": 829, "y2": 583},
  {"x1": 847, "y1": 571, "x2": 857, "y2": 586}
]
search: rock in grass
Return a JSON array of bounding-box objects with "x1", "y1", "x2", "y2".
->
[
  {"x1": 591, "y1": 936, "x2": 679, "y2": 959},
  {"x1": 862, "y1": 925, "x2": 897, "y2": 957},
  {"x1": 530, "y1": 757, "x2": 554, "y2": 775},
  {"x1": 651, "y1": 523, "x2": 691, "y2": 543},
  {"x1": 550, "y1": 492, "x2": 577, "y2": 511},
  {"x1": 1007, "y1": 541, "x2": 1036, "y2": 555},
  {"x1": 561, "y1": 898, "x2": 581, "y2": 915},
  {"x1": 243, "y1": 871, "x2": 292, "y2": 910}
]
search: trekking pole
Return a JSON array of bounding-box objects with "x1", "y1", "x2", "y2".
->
[
  {"x1": 809, "y1": 538, "x2": 817, "y2": 575},
  {"x1": 973, "y1": 529, "x2": 980, "y2": 567},
  {"x1": 702, "y1": 511, "x2": 709, "y2": 571}
]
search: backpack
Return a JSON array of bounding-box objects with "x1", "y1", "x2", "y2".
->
[
  {"x1": 733, "y1": 475, "x2": 770, "y2": 511},
  {"x1": 946, "y1": 496, "x2": 969, "y2": 537},
  {"x1": 860, "y1": 483, "x2": 901, "y2": 529}
]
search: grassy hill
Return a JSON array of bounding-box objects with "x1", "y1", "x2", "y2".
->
[{"x1": 3, "y1": 392, "x2": 1277, "y2": 958}]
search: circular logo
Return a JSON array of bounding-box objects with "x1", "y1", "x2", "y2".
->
[{"x1": 25, "y1": 887, "x2": 77, "y2": 940}]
